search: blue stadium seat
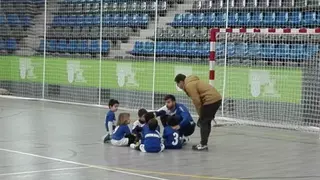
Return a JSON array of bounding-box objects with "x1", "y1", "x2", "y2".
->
[
  {"x1": 261, "y1": 43, "x2": 275, "y2": 59},
  {"x1": 248, "y1": 43, "x2": 261, "y2": 58},
  {"x1": 187, "y1": 42, "x2": 198, "y2": 56},
  {"x1": 249, "y1": 12, "x2": 262, "y2": 27},
  {"x1": 275, "y1": 12, "x2": 288, "y2": 26},
  {"x1": 0, "y1": 39, "x2": 6, "y2": 50},
  {"x1": 215, "y1": 42, "x2": 225, "y2": 58},
  {"x1": 103, "y1": 14, "x2": 112, "y2": 25},
  {"x1": 92, "y1": 16, "x2": 100, "y2": 25},
  {"x1": 141, "y1": 14, "x2": 149, "y2": 26},
  {"x1": 90, "y1": 40, "x2": 99, "y2": 53},
  {"x1": 112, "y1": 14, "x2": 121, "y2": 26},
  {"x1": 175, "y1": 42, "x2": 187, "y2": 56},
  {"x1": 84, "y1": 15, "x2": 93, "y2": 25},
  {"x1": 132, "y1": 41, "x2": 143, "y2": 54},
  {"x1": 262, "y1": 12, "x2": 275, "y2": 26},
  {"x1": 215, "y1": 12, "x2": 226, "y2": 26},
  {"x1": 227, "y1": 12, "x2": 238, "y2": 26},
  {"x1": 66, "y1": 40, "x2": 77, "y2": 52},
  {"x1": 7, "y1": 38, "x2": 17, "y2": 51},
  {"x1": 7, "y1": 14, "x2": 21, "y2": 25},
  {"x1": 303, "y1": 12, "x2": 316, "y2": 26},
  {"x1": 68, "y1": 15, "x2": 77, "y2": 25},
  {"x1": 227, "y1": 42, "x2": 236, "y2": 57},
  {"x1": 102, "y1": 40, "x2": 110, "y2": 53},
  {"x1": 290, "y1": 44, "x2": 305, "y2": 59},
  {"x1": 39, "y1": 40, "x2": 45, "y2": 51},
  {"x1": 238, "y1": 13, "x2": 249, "y2": 26},
  {"x1": 289, "y1": 12, "x2": 301, "y2": 26},
  {"x1": 123, "y1": 14, "x2": 130, "y2": 26},
  {"x1": 20, "y1": 16, "x2": 31, "y2": 26},
  {"x1": 164, "y1": 41, "x2": 175, "y2": 55},
  {"x1": 305, "y1": 44, "x2": 319, "y2": 59},
  {"x1": 200, "y1": 42, "x2": 210, "y2": 56},
  {"x1": 57, "y1": 39, "x2": 67, "y2": 52},
  {"x1": 77, "y1": 40, "x2": 88, "y2": 53},
  {"x1": 235, "y1": 43, "x2": 248, "y2": 57},
  {"x1": 183, "y1": 14, "x2": 195, "y2": 26},
  {"x1": 170, "y1": 14, "x2": 183, "y2": 26},
  {"x1": 0, "y1": 15, "x2": 6, "y2": 25},
  {"x1": 143, "y1": 42, "x2": 154, "y2": 54},
  {"x1": 204, "y1": 13, "x2": 215, "y2": 26},
  {"x1": 47, "y1": 39, "x2": 57, "y2": 51},
  {"x1": 76, "y1": 16, "x2": 84, "y2": 26},
  {"x1": 195, "y1": 13, "x2": 206, "y2": 26},
  {"x1": 276, "y1": 44, "x2": 290, "y2": 59},
  {"x1": 59, "y1": 16, "x2": 66, "y2": 26},
  {"x1": 156, "y1": 41, "x2": 166, "y2": 54}
]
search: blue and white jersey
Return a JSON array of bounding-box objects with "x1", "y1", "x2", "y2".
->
[
  {"x1": 158, "y1": 103, "x2": 194, "y2": 128},
  {"x1": 163, "y1": 126, "x2": 183, "y2": 149},
  {"x1": 142, "y1": 128, "x2": 162, "y2": 153},
  {"x1": 141, "y1": 125, "x2": 160, "y2": 144},
  {"x1": 112, "y1": 125, "x2": 131, "y2": 140}
]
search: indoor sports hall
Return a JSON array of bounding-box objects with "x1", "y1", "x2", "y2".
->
[{"x1": 1, "y1": 0, "x2": 320, "y2": 179}]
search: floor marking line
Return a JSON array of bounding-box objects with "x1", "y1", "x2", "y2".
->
[
  {"x1": 112, "y1": 167, "x2": 240, "y2": 180},
  {"x1": 0, "y1": 167, "x2": 89, "y2": 176},
  {"x1": 0, "y1": 148, "x2": 168, "y2": 180}
]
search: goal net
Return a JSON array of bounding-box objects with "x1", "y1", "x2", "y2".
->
[{"x1": 212, "y1": 28, "x2": 320, "y2": 132}]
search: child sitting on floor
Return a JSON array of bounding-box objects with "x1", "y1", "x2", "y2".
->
[
  {"x1": 163, "y1": 116, "x2": 183, "y2": 149},
  {"x1": 102, "y1": 99, "x2": 119, "y2": 143},
  {"x1": 139, "y1": 118, "x2": 165, "y2": 153},
  {"x1": 132, "y1": 108, "x2": 148, "y2": 143},
  {"x1": 111, "y1": 113, "x2": 135, "y2": 146}
]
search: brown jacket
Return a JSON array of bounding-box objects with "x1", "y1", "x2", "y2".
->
[{"x1": 184, "y1": 75, "x2": 222, "y2": 115}]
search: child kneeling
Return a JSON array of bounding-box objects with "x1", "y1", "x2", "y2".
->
[
  {"x1": 111, "y1": 113, "x2": 135, "y2": 146},
  {"x1": 139, "y1": 118, "x2": 164, "y2": 153}
]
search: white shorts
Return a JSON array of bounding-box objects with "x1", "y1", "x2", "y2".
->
[
  {"x1": 139, "y1": 144, "x2": 165, "y2": 153},
  {"x1": 111, "y1": 138, "x2": 129, "y2": 146}
]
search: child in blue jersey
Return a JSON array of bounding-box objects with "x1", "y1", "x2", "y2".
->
[
  {"x1": 111, "y1": 113, "x2": 135, "y2": 146},
  {"x1": 139, "y1": 118, "x2": 165, "y2": 153},
  {"x1": 103, "y1": 99, "x2": 119, "y2": 143},
  {"x1": 163, "y1": 116, "x2": 183, "y2": 149},
  {"x1": 132, "y1": 108, "x2": 148, "y2": 144},
  {"x1": 130, "y1": 112, "x2": 160, "y2": 150}
]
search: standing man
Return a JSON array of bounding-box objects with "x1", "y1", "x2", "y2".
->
[{"x1": 174, "y1": 74, "x2": 222, "y2": 151}]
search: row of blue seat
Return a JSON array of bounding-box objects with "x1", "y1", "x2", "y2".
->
[
  {"x1": 0, "y1": 14, "x2": 31, "y2": 26},
  {"x1": 169, "y1": 12, "x2": 320, "y2": 27},
  {"x1": 52, "y1": 14, "x2": 149, "y2": 27},
  {"x1": 131, "y1": 41, "x2": 319, "y2": 59},
  {"x1": 38, "y1": 39, "x2": 110, "y2": 53},
  {"x1": 131, "y1": 41, "x2": 209, "y2": 57},
  {"x1": 0, "y1": 38, "x2": 18, "y2": 51},
  {"x1": 1, "y1": 0, "x2": 44, "y2": 3},
  {"x1": 215, "y1": 43, "x2": 319, "y2": 59}
]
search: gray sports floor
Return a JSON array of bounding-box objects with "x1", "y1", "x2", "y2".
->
[{"x1": 1, "y1": 97, "x2": 320, "y2": 180}]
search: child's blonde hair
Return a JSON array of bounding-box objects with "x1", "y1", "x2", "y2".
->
[{"x1": 117, "y1": 113, "x2": 130, "y2": 126}]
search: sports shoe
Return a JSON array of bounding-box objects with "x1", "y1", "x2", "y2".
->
[
  {"x1": 181, "y1": 136, "x2": 189, "y2": 146},
  {"x1": 130, "y1": 143, "x2": 137, "y2": 149},
  {"x1": 192, "y1": 144, "x2": 208, "y2": 151},
  {"x1": 103, "y1": 134, "x2": 111, "y2": 143}
]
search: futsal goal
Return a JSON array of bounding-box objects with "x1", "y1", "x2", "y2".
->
[{"x1": 208, "y1": 27, "x2": 320, "y2": 134}]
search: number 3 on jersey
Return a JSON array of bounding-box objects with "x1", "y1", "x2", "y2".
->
[{"x1": 172, "y1": 132, "x2": 180, "y2": 146}]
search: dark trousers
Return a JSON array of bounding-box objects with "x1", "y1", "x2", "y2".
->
[
  {"x1": 161, "y1": 115, "x2": 195, "y2": 137},
  {"x1": 199, "y1": 100, "x2": 222, "y2": 145}
]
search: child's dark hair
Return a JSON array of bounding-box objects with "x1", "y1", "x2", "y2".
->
[
  {"x1": 138, "y1": 108, "x2": 148, "y2": 118},
  {"x1": 148, "y1": 118, "x2": 158, "y2": 131},
  {"x1": 108, "y1": 99, "x2": 119, "y2": 107},
  {"x1": 144, "y1": 112, "x2": 155, "y2": 123},
  {"x1": 167, "y1": 116, "x2": 180, "y2": 127},
  {"x1": 174, "y1": 74, "x2": 186, "y2": 83}
]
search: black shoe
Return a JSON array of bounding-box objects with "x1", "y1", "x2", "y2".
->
[
  {"x1": 192, "y1": 144, "x2": 208, "y2": 151},
  {"x1": 103, "y1": 134, "x2": 111, "y2": 143}
]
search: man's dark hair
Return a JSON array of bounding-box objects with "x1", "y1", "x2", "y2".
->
[
  {"x1": 167, "y1": 115, "x2": 180, "y2": 127},
  {"x1": 108, "y1": 99, "x2": 119, "y2": 107},
  {"x1": 144, "y1": 112, "x2": 155, "y2": 123},
  {"x1": 174, "y1": 74, "x2": 186, "y2": 83},
  {"x1": 164, "y1": 94, "x2": 176, "y2": 102},
  {"x1": 148, "y1": 118, "x2": 158, "y2": 131},
  {"x1": 138, "y1": 108, "x2": 148, "y2": 118}
]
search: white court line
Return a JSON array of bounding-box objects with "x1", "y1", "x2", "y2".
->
[
  {"x1": 0, "y1": 148, "x2": 168, "y2": 180},
  {"x1": 0, "y1": 167, "x2": 89, "y2": 177}
]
